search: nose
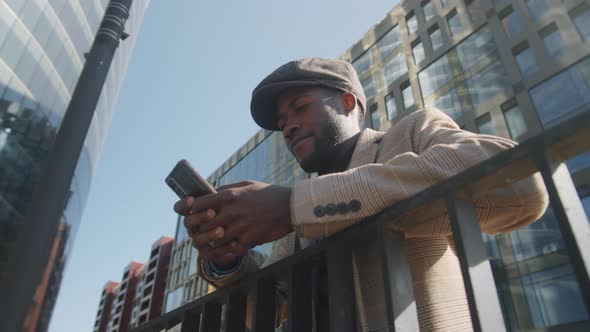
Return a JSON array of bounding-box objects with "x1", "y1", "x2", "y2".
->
[{"x1": 282, "y1": 116, "x2": 300, "y2": 141}]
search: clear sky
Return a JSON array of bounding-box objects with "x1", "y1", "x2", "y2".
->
[{"x1": 49, "y1": 1, "x2": 399, "y2": 331}]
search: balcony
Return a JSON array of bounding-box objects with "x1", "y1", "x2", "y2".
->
[{"x1": 132, "y1": 110, "x2": 590, "y2": 331}]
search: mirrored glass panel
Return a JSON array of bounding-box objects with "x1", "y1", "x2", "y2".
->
[
  {"x1": 385, "y1": 93, "x2": 397, "y2": 120},
  {"x1": 377, "y1": 25, "x2": 401, "y2": 60},
  {"x1": 476, "y1": 113, "x2": 496, "y2": 135},
  {"x1": 402, "y1": 83, "x2": 415, "y2": 109},
  {"x1": 447, "y1": 11, "x2": 463, "y2": 37},
  {"x1": 353, "y1": 50, "x2": 373, "y2": 76},
  {"x1": 515, "y1": 46, "x2": 539, "y2": 78},
  {"x1": 430, "y1": 26, "x2": 444, "y2": 51},
  {"x1": 412, "y1": 40, "x2": 426, "y2": 64},
  {"x1": 381, "y1": 52, "x2": 408, "y2": 87},
  {"x1": 406, "y1": 12, "x2": 418, "y2": 35},
  {"x1": 530, "y1": 58, "x2": 590, "y2": 126},
  {"x1": 526, "y1": 0, "x2": 549, "y2": 22},
  {"x1": 503, "y1": 103, "x2": 527, "y2": 139}
]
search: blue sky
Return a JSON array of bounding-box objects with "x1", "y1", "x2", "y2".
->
[{"x1": 49, "y1": 1, "x2": 398, "y2": 331}]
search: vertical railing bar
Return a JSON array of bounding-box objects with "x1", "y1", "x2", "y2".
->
[
  {"x1": 533, "y1": 151, "x2": 590, "y2": 310},
  {"x1": 225, "y1": 289, "x2": 248, "y2": 332},
  {"x1": 376, "y1": 225, "x2": 419, "y2": 332},
  {"x1": 201, "y1": 302, "x2": 222, "y2": 332},
  {"x1": 287, "y1": 263, "x2": 313, "y2": 332},
  {"x1": 326, "y1": 244, "x2": 356, "y2": 332},
  {"x1": 180, "y1": 309, "x2": 200, "y2": 332},
  {"x1": 446, "y1": 192, "x2": 507, "y2": 332},
  {"x1": 252, "y1": 278, "x2": 277, "y2": 332}
]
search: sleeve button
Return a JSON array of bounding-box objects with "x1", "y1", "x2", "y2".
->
[
  {"x1": 313, "y1": 205, "x2": 326, "y2": 217},
  {"x1": 349, "y1": 200, "x2": 362, "y2": 212},
  {"x1": 337, "y1": 202, "x2": 349, "y2": 214},
  {"x1": 325, "y1": 203, "x2": 337, "y2": 216}
]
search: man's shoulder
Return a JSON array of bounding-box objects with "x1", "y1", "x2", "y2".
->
[{"x1": 385, "y1": 107, "x2": 456, "y2": 135}]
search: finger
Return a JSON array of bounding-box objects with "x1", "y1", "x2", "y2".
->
[
  {"x1": 198, "y1": 209, "x2": 237, "y2": 233},
  {"x1": 193, "y1": 227, "x2": 225, "y2": 248},
  {"x1": 183, "y1": 209, "x2": 216, "y2": 230},
  {"x1": 213, "y1": 221, "x2": 247, "y2": 246},
  {"x1": 173, "y1": 196, "x2": 194, "y2": 215},
  {"x1": 217, "y1": 181, "x2": 252, "y2": 191},
  {"x1": 192, "y1": 191, "x2": 234, "y2": 212}
]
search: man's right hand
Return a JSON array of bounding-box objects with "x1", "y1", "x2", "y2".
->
[{"x1": 174, "y1": 196, "x2": 240, "y2": 268}]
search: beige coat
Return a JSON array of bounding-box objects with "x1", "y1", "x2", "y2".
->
[{"x1": 198, "y1": 108, "x2": 548, "y2": 331}]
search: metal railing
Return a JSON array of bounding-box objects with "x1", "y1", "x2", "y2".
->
[{"x1": 133, "y1": 109, "x2": 590, "y2": 332}]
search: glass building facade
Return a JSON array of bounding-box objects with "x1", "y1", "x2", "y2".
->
[
  {"x1": 342, "y1": 0, "x2": 590, "y2": 330},
  {"x1": 0, "y1": 0, "x2": 149, "y2": 327}
]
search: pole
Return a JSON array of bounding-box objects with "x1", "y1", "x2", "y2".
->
[{"x1": 0, "y1": 1, "x2": 133, "y2": 330}]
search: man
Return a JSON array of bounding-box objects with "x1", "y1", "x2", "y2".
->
[{"x1": 174, "y1": 58, "x2": 548, "y2": 331}]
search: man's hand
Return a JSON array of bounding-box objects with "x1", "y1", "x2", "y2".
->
[
  {"x1": 173, "y1": 199, "x2": 240, "y2": 267},
  {"x1": 174, "y1": 180, "x2": 293, "y2": 263}
]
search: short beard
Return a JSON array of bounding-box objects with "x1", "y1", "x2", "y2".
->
[{"x1": 296, "y1": 113, "x2": 347, "y2": 173}]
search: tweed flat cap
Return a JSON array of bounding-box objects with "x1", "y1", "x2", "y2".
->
[{"x1": 250, "y1": 57, "x2": 367, "y2": 130}]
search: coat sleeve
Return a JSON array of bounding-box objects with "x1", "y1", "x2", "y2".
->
[{"x1": 290, "y1": 108, "x2": 549, "y2": 239}]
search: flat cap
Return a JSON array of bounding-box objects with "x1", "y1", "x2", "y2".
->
[{"x1": 250, "y1": 57, "x2": 366, "y2": 130}]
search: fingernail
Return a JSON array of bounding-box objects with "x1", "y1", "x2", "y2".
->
[
  {"x1": 207, "y1": 209, "x2": 216, "y2": 218},
  {"x1": 215, "y1": 227, "x2": 223, "y2": 237}
]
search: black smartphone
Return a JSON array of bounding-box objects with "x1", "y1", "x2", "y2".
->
[{"x1": 165, "y1": 159, "x2": 216, "y2": 198}]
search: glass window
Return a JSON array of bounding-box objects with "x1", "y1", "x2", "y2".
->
[
  {"x1": 476, "y1": 113, "x2": 496, "y2": 135},
  {"x1": 369, "y1": 104, "x2": 380, "y2": 130},
  {"x1": 530, "y1": 57, "x2": 590, "y2": 126},
  {"x1": 412, "y1": 40, "x2": 426, "y2": 64},
  {"x1": 466, "y1": 60, "x2": 510, "y2": 108},
  {"x1": 447, "y1": 11, "x2": 463, "y2": 37},
  {"x1": 385, "y1": 93, "x2": 397, "y2": 120},
  {"x1": 571, "y1": 4, "x2": 590, "y2": 42},
  {"x1": 361, "y1": 75, "x2": 377, "y2": 99},
  {"x1": 418, "y1": 54, "x2": 453, "y2": 98},
  {"x1": 514, "y1": 46, "x2": 539, "y2": 78},
  {"x1": 526, "y1": 0, "x2": 549, "y2": 22},
  {"x1": 429, "y1": 26, "x2": 444, "y2": 52},
  {"x1": 522, "y1": 265, "x2": 589, "y2": 328},
  {"x1": 501, "y1": 9, "x2": 522, "y2": 39},
  {"x1": 381, "y1": 53, "x2": 408, "y2": 87},
  {"x1": 566, "y1": 151, "x2": 590, "y2": 175},
  {"x1": 352, "y1": 50, "x2": 373, "y2": 76},
  {"x1": 430, "y1": 88, "x2": 462, "y2": 120},
  {"x1": 406, "y1": 12, "x2": 418, "y2": 35},
  {"x1": 503, "y1": 103, "x2": 527, "y2": 139},
  {"x1": 541, "y1": 25, "x2": 567, "y2": 60},
  {"x1": 423, "y1": 1, "x2": 435, "y2": 21},
  {"x1": 457, "y1": 27, "x2": 496, "y2": 71},
  {"x1": 402, "y1": 83, "x2": 415, "y2": 109},
  {"x1": 164, "y1": 287, "x2": 184, "y2": 313},
  {"x1": 377, "y1": 25, "x2": 401, "y2": 60},
  {"x1": 466, "y1": 0, "x2": 483, "y2": 21}
]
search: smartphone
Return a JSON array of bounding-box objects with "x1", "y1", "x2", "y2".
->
[{"x1": 165, "y1": 159, "x2": 216, "y2": 198}]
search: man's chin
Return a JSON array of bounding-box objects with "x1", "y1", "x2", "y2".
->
[{"x1": 297, "y1": 156, "x2": 322, "y2": 173}]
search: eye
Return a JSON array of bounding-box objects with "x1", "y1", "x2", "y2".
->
[{"x1": 295, "y1": 102, "x2": 311, "y2": 113}]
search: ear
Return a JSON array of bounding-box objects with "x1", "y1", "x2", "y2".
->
[{"x1": 342, "y1": 93, "x2": 356, "y2": 114}]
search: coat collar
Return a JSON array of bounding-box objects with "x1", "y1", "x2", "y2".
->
[{"x1": 347, "y1": 128, "x2": 386, "y2": 169}]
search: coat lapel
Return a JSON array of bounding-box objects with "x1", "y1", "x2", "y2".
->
[{"x1": 347, "y1": 128, "x2": 386, "y2": 170}]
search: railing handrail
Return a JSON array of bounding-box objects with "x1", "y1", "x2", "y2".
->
[{"x1": 133, "y1": 108, "x2": 590, "y2": 332}]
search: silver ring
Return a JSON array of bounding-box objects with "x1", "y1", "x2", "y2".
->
[{"x1": 208, "y1": 241, "x2": 216, "y2": 248}]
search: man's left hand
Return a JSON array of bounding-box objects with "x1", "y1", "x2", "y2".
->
[{"x1": 191, "y1": 181, "x2": 293, "y2": 255}]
